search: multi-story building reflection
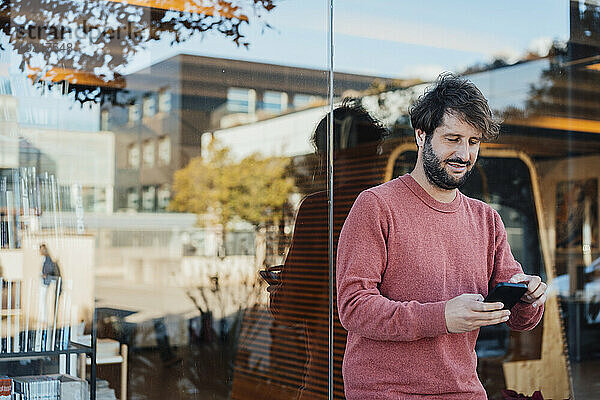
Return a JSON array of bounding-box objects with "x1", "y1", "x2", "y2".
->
[{"x1": 103, "y1": 55, "x2": 392, "y2": 213}]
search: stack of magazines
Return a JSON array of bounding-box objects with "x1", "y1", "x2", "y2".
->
[
  {"x1": 11, "y1": 376, "x2": 60, "y2": 400},
  {"x1": 0, "y1": 375, "x2": 88, "y2": 400}
]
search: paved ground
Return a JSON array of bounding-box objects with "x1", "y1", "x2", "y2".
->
[
  {"x1": 95, "y1": 278, "x2": 600, "y2": 400},
  {"x1": 572, "y1": 359, "x2": 600, "y2": 399}
]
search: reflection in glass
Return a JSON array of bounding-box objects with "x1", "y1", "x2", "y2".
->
[
  {"x1": 234, "y1": 100, "x2": 387, "y2": 399},
  {"x1": 0, "y1": 0, "x2": 279, "y2": 103},
  {"x1": 227, "y1": 88, "x2": 257, "y2": 114},
  {"x1": 1, "y1": 0, "x2": 599, "y2": 398},
  {"x1": 0, "y1": 167, "x2": 92, "y2": 379},
  {"x1": 91, "y1": 50, "x2": 390, "y2": 398}
]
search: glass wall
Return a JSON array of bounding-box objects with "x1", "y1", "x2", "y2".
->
[
  {"x1": 0, "y1": 0, "x2": 598, "y2": 399},
  {"x1": 332, "y1": 1, "x2": 598, "y2": 399},
  {"x1": 0, "y1": 0, "x2": 335, "y2": 398}
]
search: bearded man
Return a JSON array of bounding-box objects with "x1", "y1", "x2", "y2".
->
[{"x1": 336, "y1": 73, "x2": 547, "y2": 399}]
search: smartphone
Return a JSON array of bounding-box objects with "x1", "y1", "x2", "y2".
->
[{"x1": 484, "y1": 282, "x2": 528, "y2": 310}]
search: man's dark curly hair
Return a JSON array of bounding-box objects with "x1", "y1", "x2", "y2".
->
[
  {"x1": 408, "y1": 72, "x2": 501, "y2": 142},
  {"x1": 312, "y1": 98, "x2": 388, "y2": 154}
]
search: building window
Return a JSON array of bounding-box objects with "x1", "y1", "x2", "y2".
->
[
  {"x1": 157, "y1": 185, "x2": 170, "y2": 210},
  {"x1": 143, "y1": 95, "x2": 157, "y2": 117},
  {"x1": 127, "y1": 188, "x2": 139, "y2": 210},
  {"x1": 142, "y1": 186, "x2": 156, "y2": 211},
  {"x1": 81, "y1": 186, "x2": 107, "y2": 213},
  {"x1": 227, "y1": 87, "x2": 256, "y2": 113},
  {"x1": 262, "y1": 91, "x2": 288, "y2": 113},
  {"x1": 128, "y1": 103, "x2": 141, "y2": 125},
  {"x1": 159, "y1": 90, "x2": 172, "y2": 113},
  {"x1": 128, "y1": 144, "x2": 140, "y2": 168},
  {"x1": 158, "y1": 136, "x2": 171, "y2": 165},
  {"x1": 81, "y1": 186, "x2": 97, "y2": 212},
  {"x1": 143, "y1": 140, "x2": 155, "y2": 167},
  {"x1": 94, "y1": 187, "x2": 107, "y2": 213},
  {"x1": 0, "y1": 77, "x2": 12, "y2": 96},
  {"x1": 293, "y1": 94, "x2": 321, "y2": 109},
  {"x1": 101, "y1": 109, "x2": 110, "y2": 130},
  {"x1": 0, "y1": 95, "x2": 17, "y2": 122}
]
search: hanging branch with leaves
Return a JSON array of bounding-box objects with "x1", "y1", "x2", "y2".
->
[{"x1": 0, "y1": 0, "x2": 277, "y2": 104}]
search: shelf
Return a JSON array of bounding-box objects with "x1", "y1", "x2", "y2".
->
[
  {"x1": 86, "y1": 355, "x2": 123, "y2": 365},
  {"x1": 0, "y1": 309, "x2": 21, "y2": 316},
  {"x1": 0, "y1": 341, "x2": 93, "y2": 360}
]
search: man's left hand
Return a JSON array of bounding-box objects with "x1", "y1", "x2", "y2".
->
[{"x1": 509, "y1": 273, "x2": 547, "y2": 308}]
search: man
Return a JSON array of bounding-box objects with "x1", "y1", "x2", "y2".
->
[{"x1": 336, "y1": 73, "x2": 547, "y2": 399}]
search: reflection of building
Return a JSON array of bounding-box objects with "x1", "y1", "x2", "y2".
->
[
  {"x1": 104, "y1": 55, "x2": 393, "y2": 212},
  {"x1": 570, "y1": 0, "x2": 600, "y2": 60},
  {"x1": 0, "y1": 116, "x2": 115, "y2": 214},
  {"x1": 208, "y1": 105, "x2": 328, "y2": 161},
  {"x1": 18, "y1": 128, "x2": 115, "y2": 213},
  {"x1": 0, "y1": 52, "x2": 115, "y2": 213},
  {"x1": 208, "y1": 35, "x2": 599, "y2": 396},
  {"x1": 0, "y1": 49, "x2": 102, "y2": 132}
]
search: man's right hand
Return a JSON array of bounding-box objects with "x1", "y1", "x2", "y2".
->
[{"x1": 444, "y1": 293, "x2": 510, "y2": 333}]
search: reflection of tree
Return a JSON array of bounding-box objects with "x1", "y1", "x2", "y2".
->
[
  {"x1": 0, "y1": 0, "x2": 276, "y2": 103},
  {"x1": 503, "y1": 41, "x2": 600, "y2": 121},
  {"x1": 503, "y1": 1, "x2": 600, "y2": 121},
  {"x1": 182, "y1": 274, "x2": 266, "y2": 399},
  {"x1": 168, "y1": 139, "x2": 294, "y2": 255}
]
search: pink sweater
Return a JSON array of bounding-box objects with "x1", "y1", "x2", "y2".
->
[{"x1": 336, "y1": 174, "x2": 543, "y2": 399}]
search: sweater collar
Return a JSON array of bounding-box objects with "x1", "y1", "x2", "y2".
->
[{"x1": 399, "y1": 174, "x2": 462, "y2": 213}]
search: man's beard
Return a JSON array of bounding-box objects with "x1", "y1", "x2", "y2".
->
[{"x1": 422, "y1": 138, "x2": 473, "y2": 190}]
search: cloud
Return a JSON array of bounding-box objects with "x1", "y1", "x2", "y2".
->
[
  {"x1": 399, "y1": 64, "x2": 446, "y2": 81},
  {"x1": 489, "y1": 47, "x2": 521, "y2": 64},
  {"x1": 335, "y1": 13, "x2": 519, "y2": 57}
]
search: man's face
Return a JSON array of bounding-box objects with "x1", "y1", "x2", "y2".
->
[{"x1": 421, "y1": 112, "x2": 481, "y2": 190}]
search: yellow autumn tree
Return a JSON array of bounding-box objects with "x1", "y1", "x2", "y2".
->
[{"x1": 168, "y1": 139, "x2": 294, "y2": 231}]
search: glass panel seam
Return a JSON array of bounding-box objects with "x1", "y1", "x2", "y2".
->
[{"x1": 328, "y1": 0, "x2": 335, "y2": 399}]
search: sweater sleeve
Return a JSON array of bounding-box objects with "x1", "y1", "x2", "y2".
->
[
  {"x1": 489, "y1": 209, "x2": 544, "y2": 331},
  {"x1": 336, "y1": 191, "x2": 448, "y2": 342}
]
